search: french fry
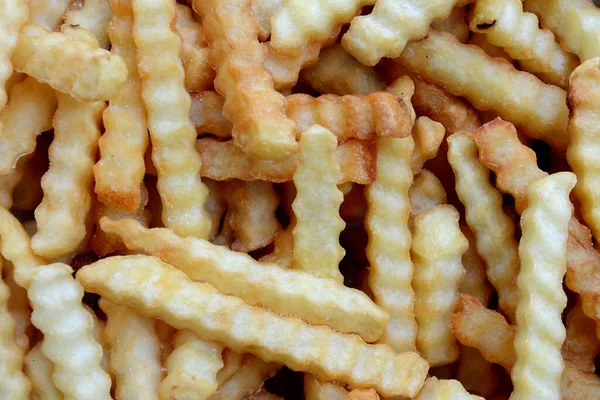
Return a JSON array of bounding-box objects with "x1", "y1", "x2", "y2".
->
[
  {"x1": 174, "y1": 4, "x2": 214, "y2": 93},
  {"x1": 411, "y1": 117, "x2": 445, "y2": 175},
  {"x1": 566, "y1": 58, "x2": 600, "y2": 243},
  {"x1": 203, "y1": 179, "x2": 227, "y2": 242},
  {"x1": 4, "y1": 262, "x2": 32, "y2": 352},
  {"x1": 431, "y1": 6, "x2": 469, "y2": 43},
  {"x1": 0, "y1": 77, "x2": 57, "y2": 175},
  {"x1": 159, "y1": 330, "x2": 224, "y2": 400},
  {"x1": 258, "y1": 227, "x2": 294, "y2": 269},
  {"x1": 191, "y1": 91, "x2": 232, "y2": 138},
  {"x1": 250, "y1": 389, "x2": 283, "y2": 400},
  {"x1": 98, "y1": 218, "x2": 389, "y2": 342},
  {"x1": 300, "y1": 44, "x2": 386, "y2": 95},
  {"x1": 194, "y1": 0, "x2": 297, "y2": 161},
  {"x1": 100, "y1": 299, "x2": 161, "y2": 400},
  {"x1": 447, "y1": 132, "x2": 520, "y2": 321},
  {"x1": 459, "y1": 226, "x2": 494, "y2": 307},
  {"x1": 343, "y1": 388, "x2": 379, "y2": 400},
  {"x1": 0, "y1": 0, "x2": 28, "y2": 111},
  {"x1": 86, "y1": 306, "x2": 110, "y2": 375},
  {"x1": 414, "y1": 377, "x2": 484, "y2": 400},
  {"x1": 250, "y1": 0, "x2": 282, "y2": 41},
  {"x1": 24, "y1": 342, "x2": 62, "y2": 400},
  {"x1": 64, "y1": 0, "x2": 112, "y2": 49},
  {"x1": 10, "y1": 135, "x2": 51, "y2": 213},
  {"x1": 397, "y1": 30, "x2": 569, "y2": 150},
  {"x1": 12, "y1": 24, "x2": 127, "y2": 101},
  {"x1": 0, "y1": 155, "x2": 30, "y2": 209},
  {"x1": 411, "y1": 205, "x2": 467, "y2": 366},
  {"x1": 408, "y1": 170, "x2": 447, "y2": 223},
  {"x1": 342, "y1": 0, "x2": 467, "y2": 66},
  {"x1": 28, "y1": 263, "x2": 112, "y2": 399},
  {"x1": 563, "y1": 298, "x2": 600, "y2": 374},
  {"x1": 29, "y1": 0, "x2": 72, "y2": 30},
  {"x1": 133, "y1": 0, "x2": 211, "y2": 239},
  {"x1": 523, "y1": 0, "x2": 600, "y2": 62},
  {"x1": 365, "y1": 136, "x2": 417, "y2": 353},
  {"x1": 468, "y1": 33, "x2": 513, "y2": 62},
  {"x1": 155, "y1": 320, "x2": 175, "y2": 368},
  {"x1": 93, "y1": 0, "x2": 149, "y2": 212},
  {"x1": 31, "y1": 92, "x2": 104, "y2": 259},
  {"x1": 455, "y1": 344, "x2": 498, "y2": 398},
  {"x1": 385, "y1": 75, "x2": 416, "y2": 126},
  {"x1": 467, "y1": 0, "x2": 578, "y2": 88},
  {"x1": 292, "y1": 125, "x2": 345, "y2": 283},
  {"x1": 212, "y1": 355, "x2": 281, "y2": 400},
  {"x1": 216, "y1": 349, "x2": 243, "y2": 388},
  {"x1": 304, "y1": 375, "x2": 349, "y2": 400}
]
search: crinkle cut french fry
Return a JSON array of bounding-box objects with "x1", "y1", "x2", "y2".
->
[
  {"x1": 191, "y1": 91, "x2": 232, "y2": 138},
  {"x1": 567, "y1": 58, "x2": 600, "y2": 243},
  {"x1": 29, "y1": 0, "x2": 72, "y2": 30},
  {"x1": 456, "y1": 344, "x2": 498, "y2": 398},
  {"x1": 258, "y1": 227, "x2": 294, "y2": 269},
  {"x1": 174, "y1": 4, "x2": 214, "y2": 93},
  {"x1": 563, "y1": 298, "x2": 600, "y2": 374},
  {"x1": 223, "y1": 180, "x2": 281, "y2": 252},
  {"x1": 204, "y1": 179, "x2": 227, "y2": 242},
  {"x1": 194, "y1": 0, "x2": 297, "y2": 161},
  {"x1": 31, "y1": 93, "x2": 104, "y2": 259},
  {"x1": 467, "y1": 0, "x2": 578, "y2": 88},
  {"x1": 64, "y1": 0, "x2": 112, "y2": 49},
  {"x1": 250, "y1": 0, "x2": 282, "y2": 41},
  {"x1": 196, "y1": 138, "x2": 376, "y2": 184},
  {"x1": 447, "y1": 132, "x2": 519, "y2": 321},
  {"x1": 29, "y1": 263, "x2": 111, "y2": 400},
  {"x1": 300, "y1": 44, "x2": 386, "y2": 96},
  {"x1": 365, "y1": 136, "x2": 417, "y2": 353},
  {"x1": 459, "y1": 226, "x2": 493, "y2": 307},
  {"x1": 94, "y1": 0, "x2": 149, "y2": 213},
  {"x1": 0, "y1": 257, "x2": 30, "y2": 399},
  {"x1": 133, "y1": 0, "x2": 211, "y2": 239},
  {"x1": 292, "y1": 125, "x2": 345, "y2": 283},
  {"x1": 160, "y1": 330, "x2": 223, "y2": 400},
  {"x1": 0, "y1": 0, "x2": 28, "y2": 111},
  {"x1": 344, "y1": 388, "x2": 379, "y2": 400},
  {"x1": 468, "y1": 33, "x2": 513, "y2": 62},
  {"x1": 410, "y1": 117, "x2": 445, "y2": 175},
  {"x1": 0, "y1": 155, "x2": 30, "y2": 210},
  {"x1": 431, "y1": 6, "x2": 469, "y2": 44},
  {"x1": 408, "y1": 170, "x2": 447, "y2": 223},
  {"x1": 4, "y1": 262, "x2": 32, "y2": 353},
  {"x1": 304, "y1": 375, "x2": 349, "y2": 400},
  {"x1": 286, "y1": 93, "x2": 412, "y2": 142},
  {"x1": 211, "y1": 354, "x2": 281, "y2": 400},
  {"x1": 87, "y1": 306, "x2": 110, "y2": 375},
  {"x1": 216, "y1": 349, "x2": 243, "y2": 388},
  {"x1": 24, "y1": 342, "x2": 63, "y2": 400},
  {"x1": 12, "y1": 24, "x2": 127, "y2": 101},
  {"x1": 0, "y1": 77, "x2": 57, "y2": 175},
  {"x1": 342, "y1": 0, "x2": 466, "y2": 66},
  {"x1": 397, "y1": 30, "x2": 569, "y2": 150},
  {"x1": 523, "y1": 0, "x2": 600, "y2": 62},
  {"x1": 99, "y1": 218, "x2": 389, "y2": 341},
  {"x1": 385, "y1": 75, "x2": 416, "y2": 126},
  {"x1": 513, "y1": 173, "x2": 576, "y2": 400},
  {"x1": 414, "y1": 377, "x2": 484, "y2": 400}
]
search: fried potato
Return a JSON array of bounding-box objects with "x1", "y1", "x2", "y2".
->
[
  {"x1": 459, "y1": 226, "x2": 493, "y2": 307},
  {"x1": 94, "y1": 0, "x2": 149, "y2": 212},
  {"x1": 414, "y1": 377, "x2": 484, "y2": 400},
  {"x1": 468, "y1": 33, "x2": 513, "y2": 62},
  {"x1": 431, "y1": 6, "x2": 469, "y2": 43},
  {"x1": 411, "y1": 205, "x2": 467, "y2": 366},
  {"x1": 342, "y1": 0, "x2": 467, "y2": 66},
  {"x1": 216, "y1": 349, "x2": 244, "y2": 388},
  {"x1": 250, "y1": 0, "x2": 282, "y2": 41},
  {"x1": 397, "y1": 30, "x2": 569, "y2": 150},
  {"x1": 249, "y1": 389, "x2": 283, "y2": 400},
  {"x1": 523, "y1": 0, "x2": 600, "y2": 61},
  {"x1": 203, "y1": 179, "x2": 227, "y2": 243},
  {"x1": 211, "y1": 355, "x2": 281, "y2": 400},
  {"x1": 447, "y1": 132, "x2": 519, "y2": 321},
  {"x1": 24, "y1": 342, "x2": 62, "y2": 400},
  {"x1": 292, "y1": 125, "x2": 345, "y2": 283},
  {"x1": 0, "y1": 0, "x2": 28, "y2": 111},
  {"x1": 4, "y1": 262, "x2": 32, "y2": 353},
  {"x1": 191, "y1": 91, "x2": 232, "y2": 138},
  {"x1": 365, "y1": 136, "x2": 417, "y2": 353},
  {"x1": 0, "y1": 155, "x2": 30, "y2": 209},
  {"x1": 408, "y1": 170, "x2": 447, "y2": 223},
  {"x1": 100, "y1": 299, "x2": 161, "y2": 400},
  {"x1": 77, "y1": 255, "x2": 428, "y2": 398},
  {"x1": 566, "y1": 58, "x2": 600, "y2": 243},
  {"x1": 300, "y1": 44, "x2": 386, "y2": 95},
  {"x1": 31, "y1": 93, "x2": 103, "y2": 259},
  {"x1": 29, "y1": 263, "x2": 111, "y2": 399},
  {"x1": 258, "y1": 227, "x2": 294, "y2": 269},
  {"x1": 411, "y1": 117, "x2": 445, "y2": 175},
  {"x1": 467, "y1": 0, "x2": 578, "y2": 88},
  {"x1": 385, "y1": 75, "x2": 416, "y2": 126},
  {"x1": 563, "y1": 299, "x2": 600, "y2": 374},
  {"x1": 133, "y1": 0, "x2": 211, "y2": 239},
  {"x1": 13, "y1": 24, "x2": 127, "y2": 101},
  {"x1": 223, "y1": 180, "x2": 281, "y2": 252},
  {"x1": 456, "y1": 345, "x2": 498, "y2": 398},
  {"x1": 29, "y1": 0, "x2": 72, "y2": 30},
  {"x1": 160, "y1": 330, "x2": 223, "y2": 400},
  {"x1": 343, "y1": 388, "x2": 379, "y2": 400},
  {"x1": 304, "y1": 375, "x2": 349, "y2": 400},
  {"x1": 64, "y1": 0, "x2": 112, "y2": 49},
  {"x1": 98, "y1": 218, "x2": 389, "y2": 342},
  {"x1": 194, "y1": 0, "x2": 297, "y2": 161}
]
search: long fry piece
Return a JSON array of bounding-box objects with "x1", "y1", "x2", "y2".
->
[
  {"x1": 0, "y1": 0, "x2": 28, "y2": 111},
  {"x1": 77, "y1": 255, "x2": 428, "y2": 398},
  {"x1": 133, "y1": 0, "x2": 211, "y2": 238}
]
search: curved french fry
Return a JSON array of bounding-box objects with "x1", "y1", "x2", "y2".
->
[
  {"x1": 211, "y1": 355, "x2": 281, "y2": 400},
  {"x1": 0, "y1": 0, "x2": 28, "y2": 111},
  {"x1": 24, "y1": 342, "x2": 62, "y2": 400},
  {"x1": 63, "y1": 0, "x2": 112, "y2": 49}
]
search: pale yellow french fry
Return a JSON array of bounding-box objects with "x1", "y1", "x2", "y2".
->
[
  {"x1": 342, "y1": 0, "x2": 467, "y2": 66},
  {"x1": 100, "y1": 299, "x2": 161, "y2": 400},
  {"x1": 431, "y1": 6, "x2": 469, "y2": 43},
  {"x1": 447, "y1": 132, "x2": 520, "y2": 321},
  {"x1": 467, "y1": 0, "x2": 578, "y2": 88},
  {"x1": 408, "y1": 170, "x2": 447, "y2": 223},
  {"x1": 468, "y1": 32, "x2": 513, "y2": 62},
  {"x1": 304, "y1": 375, "x2": 349, "y2": 400},
  {"x1": 414, "y1": 377, "x2": 484, "y2": 400},
  {"x1": 456, "y1": 345, "x2": 498, "y2": 398},
  {"x1": 194, "y1": 0, "x2": 297, "y2": 161},
  {"x1": 94, "y1": 0, "x2": 149, "y2": 212},
  {"x1": 511, "y1": 172, "x2": 575, "y2": 400},
  {"x1": 100, "y1": 217, "x2": 388, "y2": 342},
  {"x1": 77, "y1": 255, "x2": 429, "y2": 398},
  {"x1": 385, "y1": 75, "x2": 416, "y2": 126},
  {"x1": 155, "y1": 320, "x2": 175, "y2": 368},
  {"x1": 397, "y1": 30, "x2": 569, "y2": 150},
  {"x1": 133, "y1": 0, "x2": 211, "y2": 239},
  {"x1": 258, "y1": 227, "x2": 294, "y2": 269},
  {"x1": 0, "y1": 155, "x2": 30, "y2": 210},
  {"x1": 343, "y1": 389, "x2": 379, "y2": 400},
  {"x1": 24, "y1": 342, "x2": 63, "y2": 400},
  {"x1": 29, "y1": 0, "x2": 71, "y2": 30},
  {"x1": 567, "y1": 58, "x2": 600, "y2": 243},
  {"x1": 190, "y1": 91, "x2": 232, "y2": 138},
  {"x1": 211, "y1": 354, "x2": 281, "y2": 400},
  {"x1": 13, "y1": 24, "x2": 127, "y2": 101},
  {"x1": 160, "y1": 330, "x2": 223, "y2": 400},
  {"x1": 411, "y1": 205, "x2": 467, "y2": 366},
  {"x1": 523, "y1": 0, "x2": 600, "y2": 61},
  {"x1": 365, "y1": 136, "x2": 416, "y2": 353},
  {"x1": 216, "y1": 349, "x2": 243, "y2": 388},
  {"x1": 64, "y1": 0, "x2": 112, "y2": 48},
  {"x1": 410, "y1": 117, "x2": 445, "y2": 175},
  {"x1": 28, "y1": 263, "x2": 111, "y2": 400},
  {"x1": 4, "y1": 261, "x2": 32, "y2": 352},
  {"x1": 292, "y1": 125, "x2": 345, "y2": 283},
  {"x1": 563, "y1": 298, "x2": 600, "y2": 374},
  {"x1": 86, "y1": 306, "x2": 109, "y2": 375},
  {"x1": 0, "y1": 0, "x2": 28, "y2": 111},
  {"x1": 459, "y1": 226, "x2": 493, "y2": 307},
  {"x1": 0, "y1": 77, "x2": 57, "y2": 175},
  {"x1": 250, "y1": 0, "x2": 282, "y2": 41},
  {"x1": 31, "y1": 92, "x2": 104, "y2": 259}
]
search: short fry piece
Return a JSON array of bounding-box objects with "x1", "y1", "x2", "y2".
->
[
  {"x1": 191, "y1": 91, "x2": 232, "y2": 138},
  {"x1": 63, "y1": 0, "x2": 112, "y2": 49},
  {"x1": 24, "y1": 342, "x2": 63, "y2": 400},
  {"x1": 12, "y1": 24, "x2": 127, "y2": 101},
  {"x1": 385, "y1": 75, "x2": 416, "y2": 126},
  {"x1": 29, "y1": 263, "x2": 111, "y2": 400},
  {"x1": 0, "y1": 0, "x2": 28, "y2": 111},
  {"x1": 304, "y1": 375, "x2": 349, "y2": 400},
  {"x1": 563, "y1": 299, "x2": 600, "y2": 374},
  {"x1": 411, "y1": 205, "x2": 467, "y2": 366},
  {"x1": 211, "y1": 355, "x2": 281, "y2": 400},
  {"x1": 344, "y1": 388, "x2": 379, "y2": 400},
  {"x1": 292, "y1": 125, "x2": 345, "y2": 283},
  {"x1": 408, "y1": 170, "x2": 447, "y2": 222},
  {"x1": 410, "y1": 117, "x2": 445, "y2": 175},
  {"x1": 414, "y1": 377, "x2": 484, "y2": 400},
  {"x1": 78, "y1": 255, "x2": 428, "y2": 398},
  {"x1": 4, "y1": 261, "x2": 32, "y2": 352}
]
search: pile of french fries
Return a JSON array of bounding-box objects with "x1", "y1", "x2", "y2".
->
[{"x1": 1, "y1": 0, "x2": 600, "y2": 399}]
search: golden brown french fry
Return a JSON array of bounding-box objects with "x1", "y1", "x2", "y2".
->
[
  {"x1": 304, "y1": 375, "x2": 349, "y2": 400},
  {"x1": 408, "y1": 170, "x2": 447, "y2": 223},
  {"x1": 250, "y1": 0, "x2": 282, "y2": 41},
  {"x1": 0, "y1": 0, "x2": 28, "y2": 111},
  {"x1": 24, "y1": 342, "x2": 62, "y2": 400},
  {"x1": 397, "y1": 30, "x2": 569, "y2": 150},
  {"x1": 431, "y1": 6, "x2": 469, "y2": 43},
  {"x1": 64, "y1": 0, "x2": 112, "y2": 49},
  {"x1": 414, "y1": 377, "x2": 484, "y2": 400},
  {"x1": 459, "y1": 226, "x2": 493, "y2": 307},
  {"x1": 191, "y1": 91, "x2": 232, "y2": 138},
  {"x1": 211, "y1": 355, "x2": 281, "y2": 400},
  {"x1": 563, "y1": 298, "x2": 600, "y2": 374},
  {"x1": 29, "y1": 0, "x2": 72, "y2": 30},
  {"x1": 411, "y1": 117, "x2": 445, "y2": 175},
  {"x1": 455, "y1": 344, "x2": 498, "y2": 398},
  {"x1": 77, "y1": 255, "x2": 429, "y2": 398},
  {"x1": 194, "y1": 0, "x2": 297, "y2": 161}
]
